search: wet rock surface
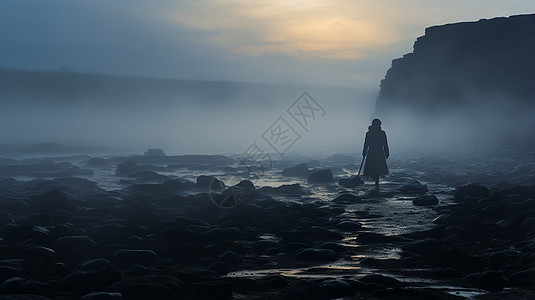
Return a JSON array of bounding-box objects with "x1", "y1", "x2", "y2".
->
[
  {"x1": 0, "y1": 149, "x2": 533, "y2": 299},
  {"x1": 307, "y1": 169, "x2": 334, "y2": 183},
  {"x1": 338, "y1": 175, "x2": 364, "y2": 188}
]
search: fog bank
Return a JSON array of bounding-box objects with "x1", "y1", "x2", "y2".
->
[{"x1": 0, "y1": 69, "x2": 376, "y2": 155}]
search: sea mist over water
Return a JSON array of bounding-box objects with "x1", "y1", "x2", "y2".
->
[
  {"x1": 0, "y1": 71, "x2": 377, "y2": 155},
  {"x1": 376, "y1": 97, "x2": 535, "y2": 155},
  {"x1": 2, "y1": 14, "x2": 533, "y2": 157},
  {"x1": 1, "y1": 73, "x2": 532, "y2": 158}
]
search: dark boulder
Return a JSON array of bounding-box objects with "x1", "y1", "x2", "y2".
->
[
  {"x1": 115, "y1": 161, "x2": 139, "y2": 176},
  {"x1": 426, "y1": 267, "x2": 462, "y2": 279},
  {"x1": 144, "y1": 149, "x2": 165, "y2": 156},
  {"x1": 221, "y1": 180, "x2": 256, "y2": 196},
  {"x1": 521, "y1": 217, "x2": 535, "y2": 230},
  {"x1": 107, "y1": 275, "x2": 190, "y2": 300},
  {"x1": 274, "y1": 183, "x2": 306, "y2": 194},
  {"x1": 454, "y1": 184, "x2": 489, "y2": 202},
  {"x1": 507, "y1": 268, "x2": 535, "y2": 287},
  {"x1": 188, "y1": 280, "x2": 233, "y2": 300},
  {"x1": 51, "y1": 177, "x2": 103, "y2": 195},
  {"x1": 359, "y1": 257, "x2": 384, "y2": 267},
  {"x1": 61, "y1": 267, "x2": 121, "y2": 296},
  {"x1": 130, "y1": 180, "x2": 185, "y2": 194},
  {"x1": 113, "y1": 250, "x2": 158, "y2": 267},
  {"x1": 281, "y1": 163, "x2": 309, "y2": 177},
  {"x1": 253, "y1": 240, "x2": 280, "y2": 252},
  {"x1": 307, "y1": 169, "x2": 334, "y2": 184},
  {"x1": 355, "y1": 232, "x2": 396, "y2": 244},
  {"x1": 0, "y1": 277, "x2": 50, "y2": 295},
  {"x1": 295, "y1": 248, "x2": 337, "y2": 262},
  {"x1": 320, "y1": 279, "x2": 353, "y2": 298},
  {"x1": 259, "y1": 183, "x2": 308, "y2": 195},
  {"x1": 126, "y1": 264, "x2": 150, "y2": 277},
  {"x1": 279, "y1": 279, "x2": 321, "y2": 299},
  {"x1": 402, "y1": 238, "x2": 442, "y2": 256},
  {"x1": 265, "y1": 275, "x2": 288, "y2": 289},
  {"x1": 464, "y1": 271, "x2": 505, "y2": 292},
  {"x1": 55, "y1": 236, "x2": 97, "y2": 249},
  {"x1": 81, "y1": 292, "x2": 124, "y2": 300},
  {"x1": 196, "y1": 175, "x2": 225, "y2": 191},
  {"x1": 431, "y1": 249, "x2": 484, "y2": 273},
  {"x1": 359, "y1": 274, "x2": 401, "y2": 287},
  {"x1": 127, "y1": 170, "x2": 168, "y2": 181},
  {"x1": 398, "y1": 181, "x2": 428, "y2": 194},
  {"x1": 2, "y1": 225, "x2": 33, "y2": 243},
  {"x1": 210, "y1": 261, "x2": 228, "y2": 275},
  {"x1": 22, "y1": 246, "x2": 55, "y2": 260},
  {"x1": 86, "y1": 158, "x2": 107, "y2": 167},
  {"x1": 218, "y1": 250, "x2": 241, "y2": 264},
  {"x1": 54, "y1": 236, "x2": 100, "y2": 265},
  {"x1": 216, "y1": 181, "x2": 258, "y2": 207},
  {"x1": 305, "y1": 226, "x2": 343, "y2": 240},
  {"x1": 487, "y1": 250, "x2": 519, "y2": 269},
  {"x1": 319, "y1": 242, "x2": 347, "y2": 252},
  {"x1": 80, "y1": 258, "x2": 114, "y2": 271},
  {"x1": 281, "y1": 242, "x2": 310, "y2": 254},
  {"x1": 204, "y1": 227, "x2": 241, "y2": 241},
  {"x1": 234, "y1": 179, "x2": 255, "y2": 190},
  {"x1": 511, "y1": 184, "x2": 533, "y2": 197},
  {"x1": 0, "y1": 264, "x2": 24, "y2": 283},
  {"x1": 33, "y1": 188, "x2": 76, "y2": 211},
  {"x1": 336, "y1": 221, "x2": 362, "y2": 231},
  {"x1": 412, "y1": 194, "x2": 439, "y2": 206},
  {"x1": 432, "y1": 214, "x2": 451, "y2": 224},
  {"x1": 338, "y1": 175, "x2": 364, "y2": 188},
  {"x1": 332, "y1": 193, "x2": 360, "y2": 203}
]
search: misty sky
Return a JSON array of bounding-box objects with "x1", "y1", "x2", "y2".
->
[{"x1": 1, "y1": 0, "x2": 533, "y2": 87}]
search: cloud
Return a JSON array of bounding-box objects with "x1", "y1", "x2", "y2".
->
[
  {"x1": 161, "y1": 0, "x2": 403, "y2": 60},
  {"x1": 0, "y1": 0, "x2": 533, "y2": 86}
]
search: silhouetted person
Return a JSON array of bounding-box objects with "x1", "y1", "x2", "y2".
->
[{"x1": 362, "y1": 119, "x2": 389, "y2": 186}]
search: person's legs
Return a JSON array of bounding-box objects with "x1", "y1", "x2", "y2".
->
[{"x1": 372, "y1": 175, "x2": 379, "y2": 186}]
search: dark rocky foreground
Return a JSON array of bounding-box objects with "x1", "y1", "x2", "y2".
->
[{"x1": 0, "y1": 149, "x2": 534, "y2": 299}]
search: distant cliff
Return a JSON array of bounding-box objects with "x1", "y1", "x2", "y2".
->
[
  {"x1": 376, "y1": 14, "x2": 535, "y2": 115},
  {"x1": 0, "y1": 68, "x2": 362, "y2": 109}
]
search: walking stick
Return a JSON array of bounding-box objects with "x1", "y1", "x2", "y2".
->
[{"x1": 357, "y1": 152, "x2": 366, "y2": 176}]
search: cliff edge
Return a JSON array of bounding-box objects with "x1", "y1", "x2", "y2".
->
[
  {"x1": 376, "y1": 14, "x2": 534, "y2": 114},
  {"x1": 375, "y1": 14, "x2": 534, "y2": 148}
]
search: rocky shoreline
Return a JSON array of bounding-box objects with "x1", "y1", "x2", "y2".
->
[{"x1": 0, "y1": 150, "x2": 533, "y2": 299}]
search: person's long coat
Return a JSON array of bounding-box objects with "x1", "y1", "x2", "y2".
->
[{"x1": 362, "y1": 128, "x2": 389, "y2": 177}]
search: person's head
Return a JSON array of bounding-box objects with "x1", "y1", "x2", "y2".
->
[{"x1": 371, "y1": 118, "x2": 382, "y2": 129}]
